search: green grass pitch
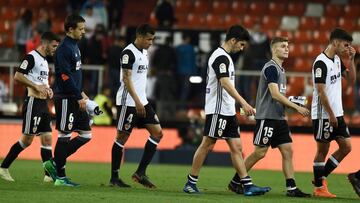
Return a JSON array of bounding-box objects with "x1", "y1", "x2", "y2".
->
[{"x1": 0, "y1": 160, "x2": 358, "y2": 203}]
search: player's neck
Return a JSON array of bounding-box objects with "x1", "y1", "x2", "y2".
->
[
  {"x1": 324, "y1": 45, "x2": 336, "y2": 58},
  {"x1": 272, "y1": 56, "x2": 283, "y2": 66},
  {"x1": 221, "y1": 43, "x2": 231, "y2": 54},
  {"x1": 36, "y1": 46, "x2": 46, "y2": 58}
]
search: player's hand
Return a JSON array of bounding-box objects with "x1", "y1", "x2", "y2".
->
[
  {"x1": 35, "y1": 84, "x2": 48, "y2": 98},
  {"x1": 348, "y1": 46, "x2": 356, "y2": 60},
  {"x1": 47, "y1": 88, "x2": 53, "y2": 99},
  {"x1": 242, "y1": 103, "x2": 256, "y2": 116},
  {"x1": 329, "y1": 113, "x2": 338, "y2": 128},
  {"x1": 78, "y1": 98, "x2": 86, "y2": 111},
  {"x1": 135, "y1": 102, "x2": 146, "y2": 118},
  {"x1": 296, "y1": 106, "x2": 310, "y2": 117}
]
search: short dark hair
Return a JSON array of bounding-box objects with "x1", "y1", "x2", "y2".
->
[
  {"x1": 225, "y1": 25, "x2": 250, "y2": 41},
  {"x1": 271, "y1": 36, "x2": 288, "y2": 47},
  {"x1": 330, "y1": 28, "x2": 353, "y2": 42},
  {"x1": 64, "y1": 14, "x2": 85, "y2": 32},
  {"x1": 41, "y1": 31, "x2": 60, "y2": 43},
  {"x1": 136, "y1": 24, "x2": 155, "y2": 37}
]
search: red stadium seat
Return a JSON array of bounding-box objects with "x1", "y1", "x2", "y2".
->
[
  {"x1": 205, "y1": 14, "x2": 224, "y2": 29},
  {"x1": 324, "y1": 4, "x2": 344, "y2": 18},
  {"x1": 313, "y1": 31, "x2": 329, "y2": 44},
  {"x1": 0, "y1": 20, "x2": 14, "y2": 34},
  {"x1": 0, "y1": 7, "x2": 19, "y2": 20},
  {"x1": 8, "y1": 0, "x2": 23, "y2": 7},
  {"x1": 294, "y1": 58, "x2": 313, "y2": 72},
  {"x1": 27, "y1": 0, "x2": 42, "y2": 9},
  {"x1": 212, "y1": 0, "x2": 229, "y2": 15},
  {"x1": 287, "y1": 77, "x2": 305, "y2": 96},
  {"x1": 268, "y1": 2, "x2": 286, "y2": 17},
  {"x1": 52, "y1": 20, "x2": 64, "y2": 34},
  {"x1": 287, "y1": 3, "x2": 305, "y2": 16},
  {"x1": 344, "y1": 5, "x2": 360, "y2": 18},
  {"x1": 262, "y1": 16, "x2": 280, "y2": 30},
  {"x1": 294, "y1": 30, "x2": 312, "y2": 43},
  {"x1": 307, "y1": 44, "x2": 325, "y2": 59},
  {"x1": 338, "y1": 18, "x2": 357, "y2": 32},
  {"x1": 193, "y1": 0, "x2": 210, "y2": 14},
  {"x1": 319, "y1": 17, "x2": 337, "y2": 31},
  {"x1": 290, "y1": 44, "x2": 307, "y2": 58},
  {"x1": 224, "y1": 14, "x2": 241, "y2": 28},
  {"x1": 274, "y1": 30, "x2": 294, "y2": 41},
  {"x1": 242, "y1": 15, "x2": 258, "y2": 28},
  {"x1": 149, "y1": 12, "x2": 157, "y2": 26},
  {"x1": 176, "y1": 0, "x2": 193, "y2": 13},
  {"x1": 299, "y1": 17, "x2": 319, "y2": 30},
  {"x1": 187, "y1": 13, "x2": 206, "y2": 29},
  {"x1": 261, "y1": 16, "x2": 280, "y2": 30},
  {"x1": 230, "y1": 1, "x2": 247, "y2": 14},
  {"x1": 174, "y1": 13, "x2": 188, "y2": 28},
  {"x1": 248, "y1": 2, "x2": 268, "y2": 15}
]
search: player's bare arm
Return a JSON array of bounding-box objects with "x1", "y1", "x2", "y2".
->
[
  {"x1": 219, "y1": 77, "x2": 255, "y2": 116},
  {"x1": 316, "y1": 83, "x2": 338, "y2": 127},
  {"x1": 268, "y1": 83, "x2": 309, "y2": 117},
  {"x1": 123, "y1": 69, "x2": 146, "y2": 117},
  {"x1": 14, "y1": 72, "x2": 49, "y2": 99}
]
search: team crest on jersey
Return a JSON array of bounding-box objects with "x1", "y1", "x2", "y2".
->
[
  {"x1": 122, "y1": 54, "x2": 129, "y2": 64},
  {"x1": 315, "y1": 68, "x2": 322, "y2": 78},
  {"x1": 32, "y1": 126, "x2": 37, "y2": 133},
  {"x1": 218, "y1": 129, "x2": 223, "y2": 137},
  {"x1": 263, "y1": 137, "x2": 269, "y2": 144},
  {"x1": 68, "y1": 123, "x2": 73, "y2": 130},
  {"x1": 219, "y1": 63, "x2": 226, "y2": 73},
  {"x1": 324, "y1": 131, "x2": 330, "y2": 139},
  {"x1": 124, "y1": 123, "x2": 131, "y2": 130},
  {"x1": 20, "y1": 60, "x2": 28, "y2": 70}
]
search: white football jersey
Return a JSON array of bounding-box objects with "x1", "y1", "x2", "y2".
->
[
  {"x1": 18, "y1": 50, "x2": 49, "y2": 86},
  {"x1": 116, "y1": 43, "x2": 149, "y2": 107},
  {"x1": 311, "y1": 53, "x2": 345, "y2": 119},
  {"x1": 205, "y1": 47, "x2": 236, "y2": 116}
]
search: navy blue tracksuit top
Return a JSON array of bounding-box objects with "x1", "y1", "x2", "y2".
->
[{"x1": 54, "y1": 36, "x2": 83, "y2": 100}]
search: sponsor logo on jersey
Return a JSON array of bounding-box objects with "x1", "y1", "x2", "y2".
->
[
  {"x1": 330, "y1": 72, "x2": 341, "y2": 84},
  {"x1": 315, "y1": 68, "x2": 322, "y2": 78},
  {"x1": 219, "y1": 63, "x2": 226, "y2": 73},
  {"x1": 20, "y1": 60, "x2": 28, "y2": 70},
  {"x1": 122, "y1": 54, "x2": 129, "y2": 64},
  {"x1": 137, "y1": 65, "x2": 148, "y2": 73}
]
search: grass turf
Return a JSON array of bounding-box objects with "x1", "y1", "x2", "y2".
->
[{"x1": 0, "y1": 160, "x2": 358, "y2": 203}]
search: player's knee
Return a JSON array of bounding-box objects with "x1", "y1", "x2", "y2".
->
[
  {"x1": 340, "y1": 144, "x2": 352, "y2": 155},
  {"x1": 20, "y1": 135, "x2": 34, "y2": 147},
  {"x1": 116, "y1": 131, "x2": 130, "y2": 144},
  {"x1": 254, "y1": 149, "x2": 267, "y2": 159},
  {"x1": 152, "y1": 130, "x2": 163, "y2": 141},
  {"x1": 40, "y1": 133, "x2": 52, "y2": 146}
]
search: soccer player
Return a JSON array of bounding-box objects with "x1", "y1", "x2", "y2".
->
[
  {"x1": 228, "y1": 37, "x2": 311, "y2": 197},
  {"x1": 110, "y1": 24, "x2": 163, "y2": 188},
  {"x1": 0, "y1": 32, "x2": 60, "y2": 182},
  {"x1": 43, "y1": 14, "x2": 91, "y2": 187},
  {"x1": 348, "y1": 170, "x2": 360, "y2": 197},
  {"x1": 183, "y1": 25, "x2": 270, "y2": 196},
  {"x1": 311, "y1": 28, "x2": 356, "y2": 198}
]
